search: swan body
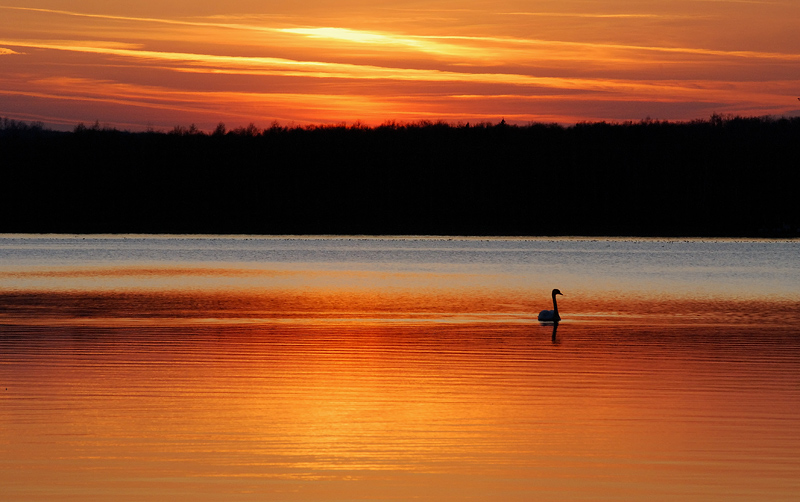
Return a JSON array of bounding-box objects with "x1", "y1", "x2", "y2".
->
[{"x1": 538, "y1": 289, "x2": 563, "y2": 322}]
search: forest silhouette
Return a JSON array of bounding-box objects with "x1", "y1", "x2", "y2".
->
[{"x1": 1, "y1": 115, "x2": 798, "y2": 237}]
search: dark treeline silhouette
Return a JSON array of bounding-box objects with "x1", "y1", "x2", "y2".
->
[{"x1": 1, "y1": 115, "x2": 799, "y2": 236}]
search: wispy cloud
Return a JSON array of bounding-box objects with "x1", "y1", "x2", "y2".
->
[
  {"x1": 501, "y1": 12, "x2": 691, "y2": 19},
  {"x1": 277, "y1": 27, "x2": 471, "y2": 57},
  {"x1": 3, "y1": 39, "x2": 791, "y2": 108},
  {"x1": 4, "y1": 5, "x2": 798, "y2": 63},
  {"x1": 3, "y1": 5, "x2": 798, "y2": 66},
  {"x1": 0, "y1": 38, "x2": 581, "y2": 88},
  {"x1": 1, "y1": 2, "x2": 798, "y2": 128},
  {"x1": 0, "y1": 75, "x2": 446, "y2": 125},
  {"x1": 0, "y1": 6, "x2": 280, "y2": 33}
]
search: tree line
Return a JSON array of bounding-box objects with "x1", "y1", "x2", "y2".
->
[{"x1": 1, "y1": 115, "x2": 798, "y2": 237}]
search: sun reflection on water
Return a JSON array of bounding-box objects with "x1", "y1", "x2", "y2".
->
[
  {"x1": 1, "y1": 237, "x2": 799, "y2": 500},
  {"x1": 3, "y1": 318, "x2": 799, "y2": 501}
]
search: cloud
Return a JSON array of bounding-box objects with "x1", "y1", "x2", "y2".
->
[
  {"x1": 0, "y1": 37, "x2": 709, "y2": 97},
  {"x1": 5, "y1": 38, "x2": 794, "y2": 116},
  {"x1": 3, "y1": 36, "x2": 797, "y2": 107},
  {"x1": 3, "y1": 5, "x2": 798, "y2": 65},
  {"x1": 2, "y1": 3, "x2": 798, "y2": 128},
  {"x1": 419, "y1": 34, "x2": 800, "y2": 63},
  {"x1": 501, "y1": 12, "x2": 690, "y2": 19},
  {"x1": 0, "y1": 38, "x2": 543, "y2": 85}
]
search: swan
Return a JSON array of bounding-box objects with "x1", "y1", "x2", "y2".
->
[{"x1": 538, "y1": 289, "x2": 563, "y2": 322}]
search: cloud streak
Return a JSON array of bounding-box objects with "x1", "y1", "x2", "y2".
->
[
  {"x1": 6, "y1": 36, "x2": 787, "y2": 103},
  {"x1": 3, "y1": 6, "x2": 798, "y2": 64},
  {"x1": 0, "y1": 2, "x2": 798, "y2": 129}
]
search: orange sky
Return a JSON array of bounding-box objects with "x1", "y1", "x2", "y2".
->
[{"x1": 1, "y1": 0, "x2": 799, "y2": 130}]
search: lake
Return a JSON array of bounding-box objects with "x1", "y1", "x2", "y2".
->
[{"x1": 1, "y1": 235, "x2": 799, "y2": 501}]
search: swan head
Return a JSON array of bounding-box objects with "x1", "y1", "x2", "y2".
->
[{"x1": 552, "y1": 289, "x2": 563, "y2": 296}]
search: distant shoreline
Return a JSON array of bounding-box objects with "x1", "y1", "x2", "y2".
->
[
  {"x1": 1, "y1": 234, "x2": 797, "y2": 243},
  {"x1": 2, "y1": 115, "x2": 798, "y2": 238}
]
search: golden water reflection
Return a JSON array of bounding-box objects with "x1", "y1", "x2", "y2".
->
[
  {"x1": 1, "y1": 286, "x2": 797, "y2": 329},
  {"x1": 2, "y1": 238, "x2": 799, "y2": 501},
  {"x1": 2, "y1": 291, "x2": 799, "y2": 501}
]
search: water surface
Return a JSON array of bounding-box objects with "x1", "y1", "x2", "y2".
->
[{"x1": 1, "y1": 236, "x2": 799, "y2": 501}]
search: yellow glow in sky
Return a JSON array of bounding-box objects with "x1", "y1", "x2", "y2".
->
[{"x1": 0, "y1": 1, "x2": 798, "y2": 129}]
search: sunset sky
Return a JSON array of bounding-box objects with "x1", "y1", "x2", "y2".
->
[{"x1": 1, "y1": 0, "x2": 799, "y2": 130}]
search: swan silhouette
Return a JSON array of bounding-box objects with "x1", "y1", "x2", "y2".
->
[{"x1": 538, "y1": 289, "x2": 563, "y2": 322}]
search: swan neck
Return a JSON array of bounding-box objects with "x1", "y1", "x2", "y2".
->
[{"x1": 552, "y1": 293, "x2": 559, "y2": 315}]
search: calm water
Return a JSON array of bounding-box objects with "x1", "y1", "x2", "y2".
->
[{"x1": 1, "y1": 235, "x2": 799, "y2": 501}]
